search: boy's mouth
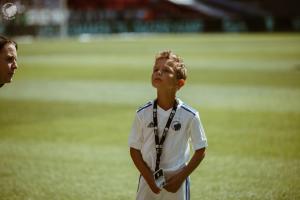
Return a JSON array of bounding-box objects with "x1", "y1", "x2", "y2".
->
[
  {"x1": 154, "y1": 77, "x2": 162, "y2": 81},
  {"x1": 153, "y1": 79, "x2": 162, "y2": 83}
]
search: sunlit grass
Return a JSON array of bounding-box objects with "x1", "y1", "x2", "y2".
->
[{"x1": 0, "y1": 33, "x2": 299, "y2": 200}]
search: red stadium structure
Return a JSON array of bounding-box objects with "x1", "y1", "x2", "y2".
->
[{"x1": 0, "y1": 0, "x2": 299, "y2": 36}]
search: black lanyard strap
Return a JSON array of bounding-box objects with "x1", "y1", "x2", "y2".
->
[{"x1": 153, "y1": 99, "x2": 178, "y2": 171}]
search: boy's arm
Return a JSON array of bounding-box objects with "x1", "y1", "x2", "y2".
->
[
  {"x1": 164, "y1": 147, "x2": 206, "y2": 193},
  {"x1": 130, "y1": 147, "x2": 161, "y2": 194}
]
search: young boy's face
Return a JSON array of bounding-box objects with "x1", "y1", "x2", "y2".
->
[{"x1": 151, "y1": 58, "x2": 179, "y2": 91}]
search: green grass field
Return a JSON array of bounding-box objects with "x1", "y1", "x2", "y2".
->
[{"x1": 0, "y1": 33, "x2": 300, "y2": 200}]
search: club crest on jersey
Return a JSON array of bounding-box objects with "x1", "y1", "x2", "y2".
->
[
  {"x1": 147, "y1": 122, "x2": 154, "y2": 128},
  {"x1": 171, "y1": 121, "x2": 181, "y2": 131}
]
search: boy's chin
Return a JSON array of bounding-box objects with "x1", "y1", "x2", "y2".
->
[{"x1": 151, "y1": 82, "x2": 159, "y2": 88}]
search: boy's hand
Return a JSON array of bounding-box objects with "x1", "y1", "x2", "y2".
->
[
  {"x1": 130, "y1": 148, "x2": 161, "y2": 194},
  {"x1": 149, "y1": 181, "x2": 161, "y2": 194},
  {"x1": 164, "y1": 172, "x2": 185, "y2": 193},
  {"x1": 164, "y1": 148, "x2": 206, "y2": 193}
]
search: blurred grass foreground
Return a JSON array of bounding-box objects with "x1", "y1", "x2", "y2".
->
[{"x1": 0, "y1": 33, "x2": 300, "y2": 200}]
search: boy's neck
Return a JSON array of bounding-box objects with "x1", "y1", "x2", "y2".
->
[{"x1": 156, "y1": 90, "x2": 177, "y2": 111}]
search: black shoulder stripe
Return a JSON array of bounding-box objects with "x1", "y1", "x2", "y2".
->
[
  {"x1": 137, "y1": 102, "x2": 152, "y2": 113},
  {"x1": 182, "y1": 105, "x2": 196, "y2": 116}
]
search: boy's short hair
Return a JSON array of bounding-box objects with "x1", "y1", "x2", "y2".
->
[{"x1": 155, "y1": 50, "x2": 187, "y2": 80}]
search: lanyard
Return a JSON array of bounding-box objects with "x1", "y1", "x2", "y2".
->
[{"x1": 153, "y1": 99, "x2": 178, "y2": 171}]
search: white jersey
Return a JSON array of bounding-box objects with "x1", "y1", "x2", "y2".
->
[{"x1": 128, "y1": 98, "x2": 208, "y2": 173}]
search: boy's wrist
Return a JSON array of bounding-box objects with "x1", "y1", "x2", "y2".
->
[
  {"x1": 177, "y1": 166, "x2": 189, "y2": 181},
  {"x1": 144, "y1": 174, "x2": 157, "y2": 188},
  {"x1": 148, "y1": 179, "x2": 161, "y2": 193},
  {"x1": 149, "y1": 181, "x2": 158, "y2": 189}
]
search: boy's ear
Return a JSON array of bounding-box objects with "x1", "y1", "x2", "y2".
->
[{"x1": 178, "y1": 79, "x2": 185, "y2": 88}]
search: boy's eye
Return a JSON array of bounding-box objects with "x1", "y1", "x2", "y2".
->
[{"x1": 163, "y1": 69, "x2": 171, "y2": 73}]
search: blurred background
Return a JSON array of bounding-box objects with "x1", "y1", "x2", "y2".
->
[
  {"x1": 1, "y1": 0, "x2": 300, "y2": 37},
  {"x1": 0, "y1": 1, "x2": 300, "y2": 200}
]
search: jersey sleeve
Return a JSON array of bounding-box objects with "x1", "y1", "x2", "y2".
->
[
  {"x1": 189, "y1": 112, "x2": 208, "y2": 150},
  {"x1": 128, "y1": 112, "x2": 143, "y2": 150}
]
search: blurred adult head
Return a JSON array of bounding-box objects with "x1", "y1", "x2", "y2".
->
[{"x1": 0, "y1": 35, "x2": 18, "y2": 87}]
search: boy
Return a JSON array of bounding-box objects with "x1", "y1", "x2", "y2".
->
[
  {"x1": 0, "y1": 35, "x2": 18, "y2": 88},
  {"x1": 128, "y1": 50, "x2": 208, "y2": 200}
]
